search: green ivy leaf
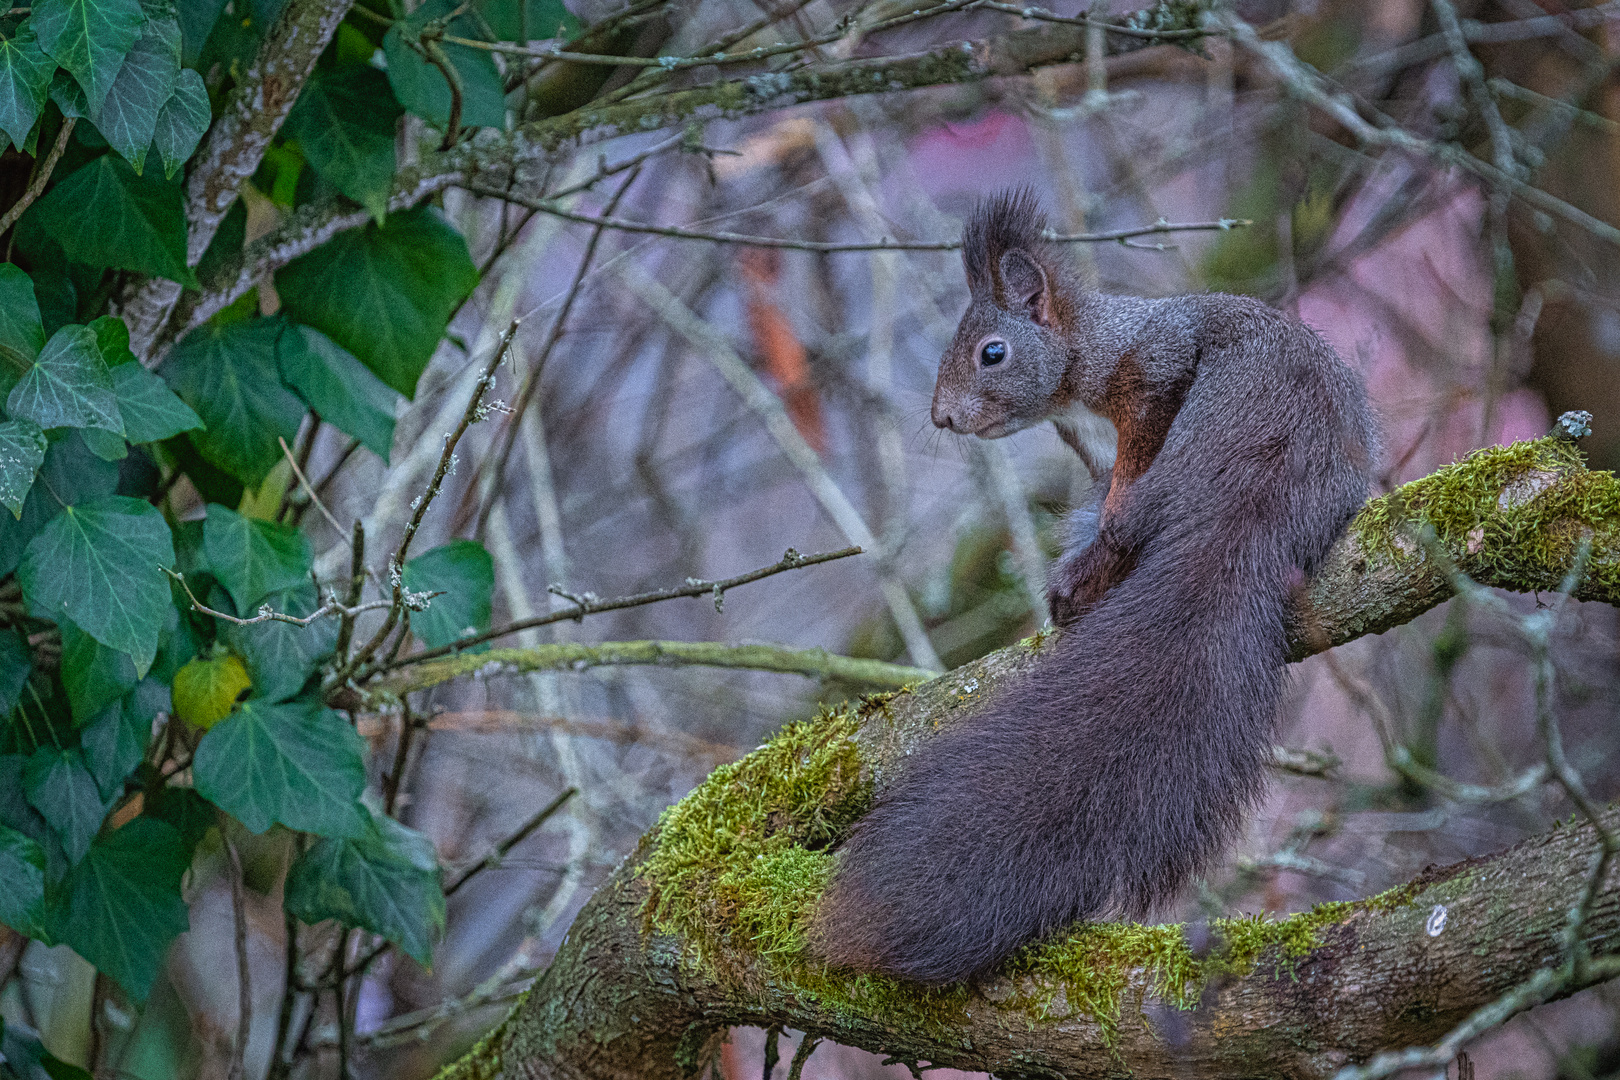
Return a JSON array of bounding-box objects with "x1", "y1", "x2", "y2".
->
[
  {"x1": 111, "y1": 363, "x2": 202, "y2": 444},
  {"x1": 278, "y1": 323, "x2": 399, "y2": 461},
  {"x1": 282, "y1": 64, "x2": 400, "y2": 221},
  {"x1": 151, "y1": 65, "x2": 207, "y2": 179},
  {"x1": 0, "y1": 630, "x2": 32, "y2": 716},
  {"x1": 192, "y1": 698, "x2": 366, "y2": 838},
  {"x1": 32, "y1": 0, "x2": 145, "y2": 113},
  {"x1": 401, "y1": 540, "x2": 493, "y2": 650},
  {"x1": 23, "y1": 746, "x2": 105, "y2": 864},
  {"x1": 27, "y1": 156, "x2": 197, "y2": 287},
  {"x1": 17, "y1": 495, "x2": 175, "y2": 677},
  {"x1": 201, "y1": 503, "x2": 311, "y2": 611},
  {"x1": 0, "y1": 418, "x2": 47, "y2": 518},
  {"x1": 170, "y1": 651, "x2": 249, "y2": 728},
  {"x1": 58, "y1": 615, "x2": 138, "y2": 724},
  {"x1": 143, "y1": 783, "x2": 211, "y2": 851},
  {"x1": 48, "y1": 64, "x2": 89, "y2": 117},
  {"x1": 0, "y1": 432, "x2": 116, "y2": 578},
  {"x1": 80, "y1": 694, "x2": 147, "y2": 799},
  {"x1": 0, "y1": 823, "x2": 47, "y2": 937},
  {"x1": 479, "y1": 0, "x2": 579, "y2": 42},
  {"x1": 6, "y1": 323, "x2": 122, "y2": 434},
  {"x1": 383, "y1": 0, "x2": 505, "y2": 132},
  {"x1": 56, "y1": 816, "x2": 190, "y2": 1000},
  {"x1": 91, "y1": 11, "x2": 181, "y2": 171},
  {"x1": 0, "y1": 1024, "x2": 96, "y2": 1080},
  {"x1": 160, "y1": 318, "x2": 305, "y2": 484},
  {"x1": 0, "y1": 264, "x2": 46, "y2": 384},
  {"x1": 0, "y1": 22, "x2": 57, "y2": 150},
  {"x1": 284, "y1": 803, "x2": 443, "y2": 966},
  {"x1": 221, "y1": 584, "x2": 335, "y2": 703},
  {"x1": 276, "y1": 207, "x2": 477, "y2": 398}
]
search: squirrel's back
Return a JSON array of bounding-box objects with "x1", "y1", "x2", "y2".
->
[{"x1": 811, "y1": 263, "x2": 1375, "y2": 983}]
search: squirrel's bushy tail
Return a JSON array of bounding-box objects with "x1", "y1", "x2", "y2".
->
[
  {"x1": 811, "y1": 533, "x2": 1290, "y2": 984},
  {"x1": 809, "y1": 339, "x2": 1377, "y2": 986}
]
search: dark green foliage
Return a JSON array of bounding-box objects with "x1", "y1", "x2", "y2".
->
[
  {"x1": 27, "y1": 156, "x2": 196, "y2": 286},
  {"x1": 384, "y1": 0, "x2": 505, "y2": 132},
  {"x1": 282, "y1": 64, "x2": 402, "y2": 220},
  {"x1": 277, "y1": 323, "x2": 400, "y2": 460},
  {"x1": 276, "y1": 206, "x2": 478, "y2": 397},
  {"x1": 285, "y1": 803, "x2": 445, "y2": 966},
  {"x1": 401, "y1": 540, "x2": 494, "y2": 649}
]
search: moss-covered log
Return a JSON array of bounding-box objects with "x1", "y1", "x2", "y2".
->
[{"x1": 440, "y1": 436, "x2": 1620, "y2": 1080}]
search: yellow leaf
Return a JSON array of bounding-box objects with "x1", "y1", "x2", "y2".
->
[{"x1": 173, "y1": 654, "x2": 252, "y2": 729}]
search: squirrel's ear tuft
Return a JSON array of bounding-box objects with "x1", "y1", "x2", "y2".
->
[
  {"x1": 1000, "y1": 249, "x2": 1052, "y2": 325},
  {"x1": 962, "y1": 187, "x2": 1049, "y2": 299}
]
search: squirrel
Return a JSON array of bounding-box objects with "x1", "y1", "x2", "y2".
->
[{"x1": 809, "y1": 189, "x2": 1377, "y2": 985}]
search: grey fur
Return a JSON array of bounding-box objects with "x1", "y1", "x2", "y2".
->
[{"x1": 811, "y1": 190, "x2": 1378, "y2": 985}]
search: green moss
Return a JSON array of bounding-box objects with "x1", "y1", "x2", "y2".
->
[
  {"x1": 640, "y1": 706, "x2": 1430, "y2": 1042},
  {"x1": 1351, "y1": 437, "x2": 1620, "y2": 595}
]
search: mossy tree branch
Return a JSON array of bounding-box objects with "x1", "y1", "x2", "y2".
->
[{"x1": 436, "y1": 435, "x2": 1620, "y2": 1080}]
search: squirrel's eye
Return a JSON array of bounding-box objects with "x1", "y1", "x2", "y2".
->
[{"x1": 980, "y1": 340, "x2": 1007, "y2": 366}]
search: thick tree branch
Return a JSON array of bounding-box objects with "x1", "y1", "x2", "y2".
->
[{"x1": 430, "y1": 433, "x2": 1620, "y2": 1080}]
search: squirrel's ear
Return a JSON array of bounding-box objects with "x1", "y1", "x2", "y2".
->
[{"x1": 999, "y1": 249, "x2": 1052, "y2": 326}]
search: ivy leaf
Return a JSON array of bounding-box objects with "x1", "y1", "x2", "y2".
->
[
  {"x1": 192, "y1": 698, "x2": 366, "y2": 838},
  {"x1": 276, "y1": 207, "x2": 478, "y2": 398},
  {"x1": 401, "y1": 540, "x2": 493, "y2": 650},
  {"x1": 151, "y1": 65, "x2": 207, "y2": 179},
  {"x1": 23, "y1": 746, "x2": 105, "y2": 864},
  {"x1": 0, "y1": 418, "x2": 47, "y2": 518},
  {"x1": 282, "y1": 64, "x2": 400, "y2": 221},
  {"x1": 0, "y1": 264, "x2": 46, "y2": 385},
  {"x1": 284, "y1": 804, "x2": 444, "y2": 966},
  {"x1": 171, "y1": 651, "x2": 250, "y2": 728},
  {"x1": 277, "y1": 324, "x2": 399, "y2": 461},
  {"x1": 58, "y1": 615, "x2": 138, "y2": 723},
  {"x1": 56, "y1": 816, "x2": 191, "y2": 1000},
  {"x1": 0, "y1": 629, "x2": 32, "y2": 716},
  {"x1": 111, "y1": 363, "x2": 202, "y2": 444},
  {"x1": 48, "y1": 64, "x2": 88, "y2": 116},
  {"x1": 0, "y1": 823, "x2": 47, "y2": 937},
  {"x1": 160, "y1": 319, "x2": 306, "y2": 485},
  {"x1": 0, "y1": 432, "x2": 117, "y2": 578},
  {"x1": 6, "y1": 323, "x2": 122, "y2": 434},
  {"x1": 27, "y1": 155, "x2": 197, "y2": 287},
  {"x1": 383, "y1": 0, "x2": 505, "y2": 132},
  {"x1": 32, "y1": 0, "x2": 145, "y2": 113},
  {"x1": 177, "y1": 0, "x2": 227, "y2": 65},
  {"x1": 91, "y1": 10, "x2": 181, "y2": 171},
  {"x1": 17, "y1": 495, "x2": 175, "y2": 677},
  {"x1": 479, "y1": 0, "x2": 579, "y2": 42},
  {"x1": 221, "y1": 584, "x2": 336, "y2": 703},
  {"x1": 201, "y1": 503, "x2": 311, "y2": 611},
  {"x1": 81, "y1": 693, "x2": 148, "y2": 799},
  {"x1": 0, "y1": 22, "x2": 57, "y2": 150}
]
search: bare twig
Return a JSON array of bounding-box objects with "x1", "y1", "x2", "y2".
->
[
  {"x1": 622, "y1": 263, "x2": 943, "y2": 670},
  {"x1": 222, "y1": 821, "x2": 252, "y2": 1080},
  {"x1": 978, "y1": 1, "x2": 1209, "y2": 39},
  {"x1": 164, "y1": 567, "x2": 404, "y2": 627},
  {"x1": 786, "y1": 1036, "x2": 820, "y2": 1080},
  {"x1": 444, "y1": 787, "x2": 578, "y2": 896},
  {"x1": 280, "y1": 436, "x2": 348, "y2": 540},
  {"x1": 459, "y1": 187, "x2": 1251, "y2": 251},
  {"x1": 334, "y1": 320, "x2": 522, "y2": 685},
  {"x1": 0, "y1": 118, "x2": 76, "y2": 235},
  {"x1": 378, "y1": 545, "x2": 864, "y2": 670}
]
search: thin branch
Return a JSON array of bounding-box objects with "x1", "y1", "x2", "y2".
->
[
  {"x1": 977, "y1": 1, "x2": 1209, "y2": 39},
  {"x1": 375, "y1": 545, "x2": 863, "y2": 670},
  {"x1": 786, "y1": 1037, "x2": 820, "y2": 1080},
  {"x1": 621, "y1": 263, "x2": 943, "y2": 670},
  {"x1": 377, "y1": 639, "x2": 938, "y2": 697},
  {"x1": 334, "y1": 320, "x2": 521, "y2": 684},
  {"x1": 0, "y1": 118, "x2": 76, "y2": 235},
  {"x1": 165, "y1": 568, "x2": 403, "y2": 627},
  {"x1": 459, "y1": 187, "x2": 1251, "y2": 251},
  {"x1": 279, "y1": 436, "x2": 348, "y2": 540},
  {"x1": 444, "y1": 787, "x2": 578, "y2": 896},
  {"x1": 222, "y1": 821, "x2": 252, "y2": 1080}
]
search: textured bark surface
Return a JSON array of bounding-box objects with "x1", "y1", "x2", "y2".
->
[{"x1": 433, "y1": 437, "x2": 1620, "y2": 1080}]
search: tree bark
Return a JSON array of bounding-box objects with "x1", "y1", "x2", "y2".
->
[{"x1": 435, "y1": 435, "x2": 1619, "y2": 1080}]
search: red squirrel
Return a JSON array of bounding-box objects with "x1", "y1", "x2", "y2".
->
[{"x1": 811, "y1": 190, "x2": 1377, "y2": 985}]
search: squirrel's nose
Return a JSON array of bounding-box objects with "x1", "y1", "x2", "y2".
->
[{"x1": 931, "y1": 402, "x2": 957, "y2": 431}]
